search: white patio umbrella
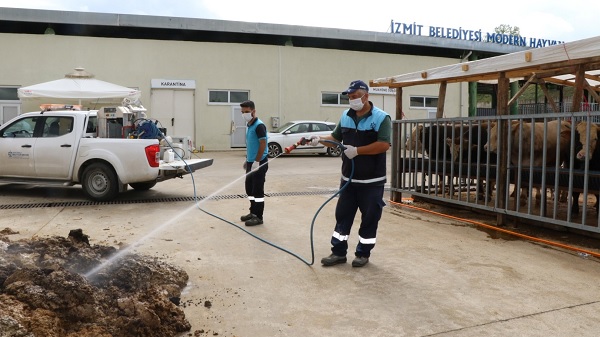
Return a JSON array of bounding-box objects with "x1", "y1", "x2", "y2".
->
[{"x1": 17, "y1": 67, "x2": 141, "y2": 105}]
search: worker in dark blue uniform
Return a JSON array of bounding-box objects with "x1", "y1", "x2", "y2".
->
[
  {"x1": 240, "y1": 100, "x2": 269, "y2": 226},
  {"x1": 309, "y1": 80, "x2": 391, "y2": 267}
]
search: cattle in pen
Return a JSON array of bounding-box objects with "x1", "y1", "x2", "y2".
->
[
  {"x1": 570, "y1": 121, "x2": 600, "y2": 214},
  {"x1": 445, "y1": 125, "x2": 497, "y2": 201},
  {"x1": 445, "y1": 124, "x2": 496, "y2": 165},
  {"x1": 483, "y1": 119, "x2": 571, "y2": 205},
  {"x1": 405, "y1": 123, "x2": 463, "y2": 194},
  {"x1": 405, "y1": 124, "x2": 458, "y2": 160}
]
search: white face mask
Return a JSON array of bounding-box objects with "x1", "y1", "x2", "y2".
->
[
  {"x1": 242, "y1": 112, "x2": 253, "y2": 122},
  {"x1": 349, "y1": 95, "x2": 365, "y2": 111}
]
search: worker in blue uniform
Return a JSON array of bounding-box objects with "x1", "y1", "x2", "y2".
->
[
  {"x1": 309, "y1": 80, "x2": 391, "y2": 267},
  {"x1": 240, "y1": 100, "x2": 269, "y2": 226}
]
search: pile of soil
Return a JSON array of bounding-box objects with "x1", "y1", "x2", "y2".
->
[{"x1": 0, "y1": 228, "x2": 191, "y2": 337}]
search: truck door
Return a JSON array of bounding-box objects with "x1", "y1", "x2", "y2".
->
[
  {"x1": 34, "y1": 116, "x2": 78, "y2": 179},
  {"x1": 0, "y1": 116, "x2": 37, "y2": 176}
]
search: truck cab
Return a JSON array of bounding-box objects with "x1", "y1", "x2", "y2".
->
[{"x1": 0, "y1": 111, "x2": 79, "y2": 179}]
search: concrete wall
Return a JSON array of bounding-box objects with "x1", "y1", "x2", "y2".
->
[{"x1": 1, "y1": 33, "x2": 466, "y2": 150}]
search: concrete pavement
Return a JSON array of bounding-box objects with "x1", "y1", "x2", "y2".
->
[{"x1": 1, "y1": 150, "x2": 600, "y2": 337}]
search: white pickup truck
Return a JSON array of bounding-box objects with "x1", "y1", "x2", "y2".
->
[{"x1": 0, "y1": 108, "x2": 212, "y2": 201}]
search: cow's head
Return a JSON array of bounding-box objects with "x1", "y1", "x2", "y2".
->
[
  {"x1": 446, "y1": 138, "x2": 469, "y2": 162},
  {"x1": 405, "y1": 124, "x2": 424, "y2": 153},
  {"x1": 482, "y1": 121, "x2": 522, "y2": 153},
  {"x1": 447, "y1": 137, "x2": 478, "y2": 162},
  {"x1": 445, "y1": 138, "x2": 460, "y2": 162},
  {"x1": 576, "y1": 122, "x2": 599, "y2": 160},
  {"x1": 482, "y1": 122, "x2": 497, "y2": 152}
]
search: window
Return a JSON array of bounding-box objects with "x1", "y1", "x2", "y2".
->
[
  {"x1": 86, "y1": 115, "x2": 97, "y2": 134},
  {"x1": 208, "y1": 90, "x2": 249, "y2": 104},
  {"x1": 293, "y1": 123, "x2": 309, "y2": 133},
  {"x1": 2, "y1": 116, "x2": 75, "y2": 138},
  {"x1": 43, "y1": 117, "x2": 73, "y2": 137},
  {"x1": 2, "y1": 117, "x2": 37, "y2": 138},
  {"x1": 0, "y1": 87, "x2": 19, "y2": 101},
  {"x1": 311, "y1": 123, "x2": 331, "y2": 132},
  {"x1": 410, "y1": 95, "x2": 438, "y2": 108},
  {"x1": 322, "y1": 92, "x2": 349, "y2": 105}
]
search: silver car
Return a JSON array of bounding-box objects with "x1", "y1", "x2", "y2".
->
[{"x1": 267, "y1": 120, "x2": 342, "y2": 158}]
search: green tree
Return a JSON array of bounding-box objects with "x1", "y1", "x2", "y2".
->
[{"x1": 495, "y1": 24, "x2": 520, "y2": 36}]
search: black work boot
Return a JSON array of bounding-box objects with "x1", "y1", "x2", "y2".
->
[
  {"x1": 351, "y1": 256, "x2": 369, "y2": 267},
  {"x1": 240, "y1": 213, "x2": 254, "y2": 221},
  {"x1": 321, "y1": 254, "x2": 347, "y2": 266},
  {"x1": 245, "y1": 215, "x2": 263, "y2": 226}
]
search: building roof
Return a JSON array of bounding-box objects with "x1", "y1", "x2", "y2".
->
[
  {"x1": 371, "y1": 35, "x2": 600, "y2": 91},
  {"x1": 0, "y1": 7, "x2": 527, "y2": 59}
]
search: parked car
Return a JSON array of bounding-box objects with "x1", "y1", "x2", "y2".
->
[{"x1": 267, "y1": 120, "x2": 342, "y2": 158}]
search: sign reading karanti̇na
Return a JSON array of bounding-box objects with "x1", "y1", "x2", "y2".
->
[
  {"x1": 151, "y1": 79, "x2": 196, "y2": 89},
  {"x1": 390, "y1": 20, "x2": 564, "y2": 48}
]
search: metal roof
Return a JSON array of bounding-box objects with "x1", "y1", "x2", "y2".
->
[{"x1": 0, "y1": 7, "x2": 528, "y2": 59}]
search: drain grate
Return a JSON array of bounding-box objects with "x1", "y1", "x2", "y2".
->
[{"x1": 0, "y1": 190, "x2": 339, "y2": 210}]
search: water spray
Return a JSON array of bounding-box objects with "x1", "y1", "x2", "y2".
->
[
  {"x1": 84, "y1": 166, "x2": 249, "y2": 279},
  {"x1": 85, "y1": 139, "x2": 351, "y2": 278},
  {"x1": 85, "y1": 151, "x2": 285, "y2": 278},
  {"x1": 196, "y1": 137, "x2": 352, "y2": 266}
]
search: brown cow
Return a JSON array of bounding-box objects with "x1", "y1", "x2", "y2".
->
[
  {"x1": 446, "y1": 136, "x2": 493, "y2": 201},
  {"x1": 484, "y1": 120, "x2": 571, "y2": 166},
  {"x1": 405, "y1": 124, "x2": 462, "y2": 195},
  {"x1": 571, "y1": 122, "x2": 600, "y2": 214},
  {"x1": 575, "y1": 121, "x2": 599, "y2": 161},
  {"x1": 405, "y1": 125, "x2": 424, "y2": 154},
  {"x1": 483, "y1": 119, "x2": 571, "y2": 205},
  {"x1": 406, "y1": 124, "x2": 462, "y2": 159}
]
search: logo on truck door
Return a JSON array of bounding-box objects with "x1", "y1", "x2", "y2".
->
[{"x1": 7, "y1": 151, "x2": 29, "y2": 159}]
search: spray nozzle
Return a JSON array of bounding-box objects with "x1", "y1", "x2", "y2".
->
[
  {"x1": 285, "y1": 137, "x2": 347, "y2": 154},
  {"x1": 298, "y1": 137, "x2": 310, "y2": 145},
  {"x1": 284, "y1": 137, "x2": 308, "y2": 154}
]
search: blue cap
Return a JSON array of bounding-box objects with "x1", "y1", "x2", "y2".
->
[{"x1": 342, "y1": 80, "x2": 369, "y2": 95}]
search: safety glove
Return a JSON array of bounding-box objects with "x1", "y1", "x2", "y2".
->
[
  {"x1": 344, "y1": 145, "x2": 358, "y2": 159},
  {"x1": 308, "y1": 136, "x2": 320, "y2": 146}
]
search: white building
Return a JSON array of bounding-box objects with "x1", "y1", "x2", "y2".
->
[{"x1": 0, "y1": 8, "x2": 528, "y2": 151}]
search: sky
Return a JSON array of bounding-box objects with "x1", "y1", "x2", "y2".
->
[{"x1": 0, "y1": 0, "x2": 598, "y2": 43}]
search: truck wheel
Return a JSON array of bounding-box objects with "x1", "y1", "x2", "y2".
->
[
  {"x1": 129, "y1": 180, "x2": 157, "y2": 190},
  {"x1": 82, "y1": 163, "x2": 118, "y2": 201}
]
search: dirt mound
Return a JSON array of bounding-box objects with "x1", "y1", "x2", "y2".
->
[{"x1": 0, "y1": 228, "x2": 191, "y2": 337}]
